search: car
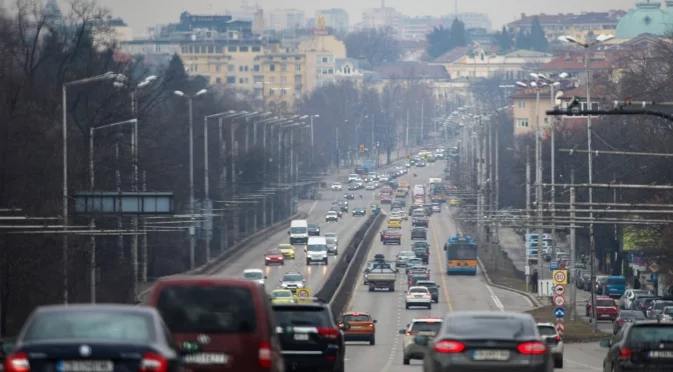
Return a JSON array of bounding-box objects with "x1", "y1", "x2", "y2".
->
[
  {"x1": 278, "y1": 243, "x2": 296, "y2": 259},
  {"x1": 396, "y1": 251, "x2": 416, "y2": 266},
  {"x1": 431, "y1": 203, "x2": 441, "y2": 213},
  {"x1": 600, "y1": 320, "x2": 673, "y2": 371},
  {"x1": 412, "y1": 216, "x2": 429, "y2": 227},
  {"x1": 348, "y1": 183, "x2": 359, "y2": 190},
  {"x1": 308, "y1": 223, "x2": 321, "y2": 236},
  {"x1": 329, "y1": 206, "x2": 343, "y2": 218},
  {"x1": 416, "y1": 161, "x2": 426, "y2": 167},
  {"x1": 407, "y1": 266, "x2": 429, "y2": 277},
  {"x1": 306, "y1": 236, "x2": 329, "y2": 265},
  {"x1": 412, "y1": 311, "x2": 553, "y2": 372},
  {"x1": 264, "y1": 248, "x2": 285, "y2": 265},
  {"x1": 449, "y1": 198, "x2": 461, "y2": 205},
  {"x1": 388, "y1": 217, "x2": 402, "y2": 228},
  {"x1": 326, "y1": 211, "x2": 339, "y2": 222},
  {"x1": 405, "y1": 258, "x2": 425, "y2": 271},
  {"x1": 537, "y1": 322, "x2": 564, "y2": 368},
  {"x1": 272, "y1": 301, "x2": 346, "y2": 372},
  {"x1": 338, "y1": 312, "x2": 377, "y2": 345},
  {"x1": 331, "y1": 182, "x2": 342, "y2": 191},
  {"x1": 405, "y1": 286, "x2": 432, "y2": 309},
  {"x1": 379, "y1": 229, "x2": 391, "y2": 242},
  {"x1": 411, "y1": 241, "x2": 430, "y2": 263},
  {"x1": 365, "y1": 183, "x2": 376, "y2": 190},
  {"x1": 352, "y1": 207, "x2": 366, "y2": 216},
  {"x1": 411, "y1": 227, "x2": 427, "y2": 240},
  {"x1": 338, "y1": 200, "x2": 349, "y2": 212},
  {"x1": 270, "y1": 289, "x2": 296, "y2": 304},
  {"x1": 344, "y1": 193, "x2": 355, "y2": 200},
  {"x1": 280, "y1": 271, "x2": 306, "y2": 293},
  {"x1": 647, "y1": 299, "x2": 673, "y2": 319},
  {"x1": 629, "y1": 292, "x2": 656, "y2": 310},
  {"x1": 6, "y1": 304, "x2": 186, "y2": 372},
  {"x1": 416, "y1": 280, "x2": 440, "y2": 302},
  {"x1": 382, "y1": 230, "x2": 402, "y2": 245},
  {"x1": 324, "y1": 232, "x2": 338, "y2": 243},
  {"x1": 620, "y1": 289, "x2": 653, "y2": 309},
  {"x1": 408, "y1": 274, "x2": 429, "y2": 288},
  {"x1": 586, "y1": 296, "x2": 618, "y2": 321},
  {"x1": 242, "y1": 268, "x2": 267, "y2": 286},
  {"x1": 147, "y1": 276, "x2": 284, "y2": 372},
  {"x1": 613, "y1": 310, "x2": 646, "y2": 334},
  {"x1": 326, "y1": 236, "x2": 339, "y2": 255},
  {"x1": 348, "y1": 174, "x2": 360, "y2": 183},
  {"x1": 398, "y1": 210, "x2": 409, "y2": 220}
]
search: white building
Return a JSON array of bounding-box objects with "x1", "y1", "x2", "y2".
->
[
  {"x1": 400, "y1": 13, "x2": 492, "y2": 40},
  {"x1": 266, "y1": 9, "x2": 306, "y2": 31},
  {"x1": 315, "y1": 8, "x2": 350, "y2": 34},
  {"x1": 361, "y1": 7, "x2": 403, "y2": 31},
  {"x1": 229, "y1": 0, "x2": 260, "y2": 21}
]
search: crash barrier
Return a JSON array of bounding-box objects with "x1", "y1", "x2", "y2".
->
[
  {"x1": 137, "y1": 211, "x2": 307, "y2": 302},
  {"x1": 316, "y1": 212, "x2": 385, "y2": 316}
]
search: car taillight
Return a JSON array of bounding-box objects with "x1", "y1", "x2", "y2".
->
[
  {"x1": 259, "y1": 341, "x2": 272, "y2": 367},
  {"x1": 140, "y1": 352, "x2": 167, "y2": 372},
  {"x1": 406, "y1": 330, "x2": 418, "y2": 336},
  {"x1": 434, "y1": 340, "x2": 465, "y2": 353},
  {"x1": 517, "y1": 341, "x2": 547, "y2": 355},
  {"x1": 618, "y1": 319, "x2": 626, "y2": 324},
  {"x1": 5, "y1": 352, "x2": 30, "y2": 372},
  {"x1": 619, "y1": 347, "x2": 632, "y2": 360},
  {"x1": 317, "y1": 328, "x2": 340, "y2": 340},
  {"x1": 555, "y1": 335, "x2": 561, "y2": 342},
  {"x1": 384, "y1": 235, "x2": 389, "y2": 239}
]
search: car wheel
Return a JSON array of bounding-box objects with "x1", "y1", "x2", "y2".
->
[
  {"x1": 324, "y1": 258, "x2": 328, "y2": 264},
  {"x1": 428, "y1": 304, "x2": 432, "y2": 309},
  {"x1": 306, "y1": 259, "x2": 310, "y2": 265},
  {"x1": 403, "y1": 357, "x2": 410, "y2": 365},
  {"x1": 405, "y1": 303, "x2": 409, "y2": 309},
  {"x1": 555, "y1": 358, "x2": 563, "y2": 369}
]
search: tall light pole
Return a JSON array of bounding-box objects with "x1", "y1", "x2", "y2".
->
[
  {"x1": 62, "y1": 71, "x2": 125, "y2": 304},
  {"x1": 559, "y1": 33, "x2": 614, "y2": 332},
  {"x1": 174, "y1": 88, "x2": 208, "y2": 270}
]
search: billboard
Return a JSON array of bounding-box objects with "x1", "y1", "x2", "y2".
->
[{"x1": 622, "y1": 226, "x2": 661, "y2": 252}]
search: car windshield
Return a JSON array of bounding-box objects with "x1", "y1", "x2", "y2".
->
[
  {"x1": 655, "y1": 302, "x2": 673, "y2": 310},
  {"x1": 156, "y1": 285, "x2": 256, "y2": 334},
  {"x1": 272, "y1": 291, "x2": 292, "y2": 298},
  {"x1": 325, "y1": 233, "x2": 336, "y2": 238},
  {"x1": 332, "y1": 183, "x2": 340, "y2": 186},
  {"x1": 409, "y1": 288, "x2": 428, "y2": 293},
  {"x1": 537, "y1": 326, "x2": 557, "y2": 336},
  {"x1": 608, "y1": 277, "x2": 626, "y2": 285},
  {"x1": 290, "y1": 227, "x2": 307, "y2": 234},
  {"x1": 401, "y1": 252, "x2": 415, "y2": 257},
  {"x1": 283, "y1": 273, "x2": 303, "y2": 281},
  {"x1": 417, "y1": 282, "x2": 436, "y2": 288},
  {"x1": 413, "y1": 242, "x2": 427, "y2": 247},
  {"x1": 343, "y1": 314, "x2": 370, "y2": 322},
  {"x1": 307, "y1": 244, "x2": 327, "y2": 252},
  {"x1": 243, "y1": 271, "x2": 263, "y2": 279},
  {"x1": 662, "y1": 308, "x2": 673, "y2": 315},
  {"x1": 23, "y1": 310, "x2": 154, "y2": 342},
  {"x1": 411, "y1": 321, "x2": 442, "y2": 333},
  {"x1": 619, "y1": 311, "x2": 646, "y2": 319},
  {"x1": 273, "y1": 307, "x2": 331, "y2": 327},
  {"x1": 266, "y1": 249, "x2": 282, "y2": 255},
  {"x1": 308, "y1": 224, "x2": 318, "y2": 229},
  {"x1": 445, "y1": 315, "x2": 537, "y2": 340}
]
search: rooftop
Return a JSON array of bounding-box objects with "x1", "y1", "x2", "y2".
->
[
  {"x1": 374, "y1": 62, "x2": 450, "y2": 80},
  {"x1": 539, "y1": 55, "x2": 613, "y2": 71}
]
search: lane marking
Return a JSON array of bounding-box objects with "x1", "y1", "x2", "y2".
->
[
  {"x1": 566, "y1": 359, "x2": 601, "y2": 371},
  {"x1": 430, "y1": 208, "x2": 454, "y2": 312},
  {"x1": 486, "y1": 284, "x2": 505, "y2": 312},
  {"x1": 307, "y1": 200, "x2": 318, "y2": 215}
]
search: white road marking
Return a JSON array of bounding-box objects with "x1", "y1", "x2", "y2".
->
[
  {"x1": 308, "y1": 200, "x2": 318, "y2": 214},
  {"x1": 486, "y1": 283, "x2": 505, "y2": 312},
  {"x1": 566, "y1": 359, "x2": 602, "y2": 371}
]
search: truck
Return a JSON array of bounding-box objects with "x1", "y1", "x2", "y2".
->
[{"x1": 366, "y1": 254, "x2": 397, "y2": 292}]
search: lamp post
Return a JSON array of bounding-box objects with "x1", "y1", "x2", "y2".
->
[
  {"x1": 174, "y1": 88, "x2": 208, "y2": 270},
  {"x1": 89, "y1": 118, "x2": 138, "y2": 303},
  {"x1": 61, "y1": 71, "x2": 125, "y2": 304},
  {"x1": 559, "y1": 33, "x2": 614, "y2": 333}
]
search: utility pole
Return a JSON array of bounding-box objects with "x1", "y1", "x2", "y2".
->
[
  {"x1": 535, "y1": 86, "x2": 544, "y2": 275},
  {"x1": 420, "y1": 100, "x2": 424, "y2": 146},
  {"x1": 525, "y1": 145, "x2": 531, "y2": 290},
  {"x1": 570, "y1": 167, "x2": 577, "y2": 321},
  {"x1": 405, "y1": 109, "x2": 410, "y2": 153}
]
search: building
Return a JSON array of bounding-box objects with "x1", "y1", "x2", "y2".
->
[
  {"x1": 507, "y1": 11, "x2": 624, "y2": 44},
  {"x1": 431, "y1": 48, "x2": 553, "y2": 81},
  {"x1": 296, "y1": 17, "x2": 347, "y2": 91},
  {"x1": 229, "y1": 0, "x2": 261, "y2": 21},
  {"x1": 361, "y1": 7, "x2": 404, "y2": 31},
  {"x1": 537, "y1": 51, "x2": 613, "y2": 85},
  {"x1": 93, "y1": 17, "x2": 133, "y2": 50},
  {"x1": 254, "y1": 53, "x2": 307, "y2": 112},
  {"x1": 315, "y1": 9, "x2": 350, "y2": 34},
  {"x1": 615, "y1": 1, "x2": 673, "y2": 39},
  {"x1": 266, "y1": 9, "x2": 306, "y2": 31},
  {"x1": 120, "y1": 40, "x2": 181, "y2": 66},
  {"x1": 148, "y1": 12, "x2": 253, "y2": 40},
  {"x1": 374, "y1": 62, "x2": 451, "y2": 84}
]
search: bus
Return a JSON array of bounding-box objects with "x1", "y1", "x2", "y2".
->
[
  {"x1": 354, "y1": 163, "x2": 375, "y2": 176},
  {"x1": 443, "y1": 235, "x2": 478, "y2": 275}
]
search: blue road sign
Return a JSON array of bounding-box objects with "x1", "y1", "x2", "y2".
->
[
  {"x1": 550, "y1": 260, "x2": 559, "y2": 271},
  {"x1": 554, "y1": 307, "x2": 566, "y2": 319}
]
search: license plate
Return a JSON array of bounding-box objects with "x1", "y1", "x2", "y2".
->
[
  {"x1": 184, "y1": 353, "x2": 229, "y2": 364},
  {"x1": 415, "y1": 295, "x2": 423, "y2": 298},
  {"x1": 650, "y1": 351, "x2": 673, "y2": 358},
  {"x1": 58, "y1": 361, "x2": 113, "y2": 372},
  {"x1": 472, "y1": 350, "x2": 511, "y2": 361},
  {"x1": 351, "y1": 326, "x2": 362, "y2": 329},
  {"x1": 294, "y1": 333, "x2": 310, "y2": 341}
]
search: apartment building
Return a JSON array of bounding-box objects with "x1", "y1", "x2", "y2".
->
[
  {"x1": 507, "y1": 11, "x2": 624, "y2": 44},
  {"x1": 361, "y1": 7, "x2": 404, "y2": 30},
  {"x1": 315, "y1": 8, "x2": 350, "y2": 34},
  {"x1": 267, "y1": 9, "x2": 306, "y2": 31},
  {"x1": 254, "y1": 53, "x2": 307, "y2": 112}
]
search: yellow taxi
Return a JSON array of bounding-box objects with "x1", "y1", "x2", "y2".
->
[
  {"x1": 278, "y1": 243, "x2": 296, "y2": 259},
  {"x1": 388, "y1": 217, "x2": 402, "y2": 228},
  {"x1": 270, "y1": 289, "x2": 296, "y2": 304},
  {"x1": 449, "y1": 198, "x2": 461, "y2": 206}
]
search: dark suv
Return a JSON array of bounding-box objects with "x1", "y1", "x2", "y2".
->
[
  {"x1": 272, "y1": 301, "x2": 346, "y2": 372},
  {"x1": 412, "y1": 216, "x2": 429, "y2": 227},
  {"x1": 600, "y1": 321, "x2": 673, "y2": 371},
  {"x1": 411, "y1": 227, "x2": 427, "y2": 240}
]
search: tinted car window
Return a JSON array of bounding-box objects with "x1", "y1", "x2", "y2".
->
[
  {"x1": 630, "y1": 325, "x2": 673, "y2": 342},
  {"x1": 326, "y1": 237, "x2": 336, "y2": 245},
  {"x1": 266, "y1": 249, "x2": 282, "y2": 255},
  {"x1": 416, "y1": 282, "x2": 436, "y2": 288},
  {"x1": 308, "y1": 224, "x2": 318, "y2": 229},
  {"x1": 654, "y1": 302, "x2": 673, "y2": 310},
  {"x1": 409, "y1": 288, "x2": 428, "y2": 293},
  {"x1": 343, "y1": 314, "x2": 370, "y2": 322},
  {"x1": 273, "y1": 307, "x2": 331, "y2": 327},
  {"x1": 243, "y1": 272, "x2": 263, "y2": 279},
  {"x1": 411, "y1": 322, "x2": 442, "y2": 333},
  {"x1": 413, "y1": 242, "x2": 428, "y2": 247},
  {"x1": 283, "y1": 273, "x2": 303, "y2": 281},
  {"x1": 608, "y1": 278, "x2": 625, "y2": 285},
  {"x1": 156, "y1": 285, "x2": 256, "y2": 333},
  {"x1": 596, "y1": 299, "x2": 616, "y2": 307},
  {"x1": 620, "y1": 311, "x2": 646, "y2": 319},
  {"x1": 446, "y1": 315, "x2": 537, "y2": 340},
  {"x1": 24, "y1": 311, "x2": 154, "y2": 342},
  {"x1": 537, "y1": 326, "x2": 557, "y2": 336}
]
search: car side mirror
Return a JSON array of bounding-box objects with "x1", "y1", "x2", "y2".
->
[
  {"x1": 414, "y1": 335, "x2": 429, "y2": 346},
  {"x1": 437, "y1": 285, "x2": 440, "y2": 288},
  {"x1": 399, "y1": 329, "x2": 406, "y2": 335},
  {"x1": 303, "y1": 279, "x2": 306, "y2": 282},
  {"x1": 599, "y1": 339, "x2": 612, "y2": 348},
  {"x1": 264, "y1": 276, "x2": 268, "y2": 279},
  {"x1": 444, "y1": 244, "x2": 447, "y2": 251},
  {"x1": 287, "y1": 231, "x2": 290, "y2": 235},
  {"x1": 373, "y1": 320, "x2": 377, "y2": 323}
]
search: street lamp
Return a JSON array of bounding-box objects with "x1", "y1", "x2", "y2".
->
[
  {"x1": 559, "y1": 33, "x2": 613, "y2": 332},
  {"x1": 61, "y1": 71, "x2": 126, "y2": 304},
  {"x1": 174, "y1": 88, "x2": 208, "y2": 269}
]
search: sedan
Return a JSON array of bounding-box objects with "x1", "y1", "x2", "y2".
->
[
  {"x1": 326, "y1": 211, "x2": 339, "y2": 222},
  {"x1": 411, "y1": 227, "x2": 427, "y2": 240},
  {"x1": 264, "y1": 248, "x2": 285, "y2": 265},
  {"x1": 396, "y1": 251, "x2": 417, "y2": 266},
  {"x1": 382, "y1": 231, "x2": 402, "y2": 245},
  {"x1": 329, "y1": 207, "x2": 343, "y2": 218},
  {"x1": 412, "y1": 217, "x2": 429, "y2": 227},
  {"x1": 7, "y1": 305, "x2": 183, "y2": 372},
  {"x1": 308, "y1": 223, "x2": 321, "y2": 236},
  {"x1": 352, "y1": 208, "x2": 367, "y2": 217},
  {"x1": 344, "y1": 193, "x2": 355, "y2": 200},
  {"x1": 613, "y1": 310, "x2": 646, "y2": 334}
]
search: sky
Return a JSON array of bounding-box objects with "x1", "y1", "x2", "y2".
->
[{"x1": 65, "y1": 0, "x2": 641, "y2": 37}]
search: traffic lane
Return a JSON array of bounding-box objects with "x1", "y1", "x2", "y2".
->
[
  {"x1": 572, "y1": 286, "x2": 614, "y2": 334},
  {"x1": 564, "y1": 343, "x2": 604, "y2": 372}
]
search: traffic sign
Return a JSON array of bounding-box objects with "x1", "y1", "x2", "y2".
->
[
  {"x1": 555, "y1": 323, "x2": 565, "y2": 334},
  {"x1": 360, "y1": 144, "x2": 365, "y2": 152},
  {"x1": 554, "y1": 284, "x2": 566, "y2": 296},
  {"x1": 552, "y1": 270, "x2": 568, "y2": 285},
  {"x1": 553, "y1": 295, "x2": 566, "y2": 306},
  {"x1": 296, "y1": 288, "x2": 311, "y2": 303},
  {"x1": 549, "y1": 260, "x2": 559, "y2": 271},
  {"x1": 553, "y1": 307, "x2": 566, "y2": 318},
  {"x1": 650, "y1": 263, "x2": 659, "y2": 273}
]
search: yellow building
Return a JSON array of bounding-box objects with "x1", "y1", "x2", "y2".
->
[
  {"x1": 507, "y1": 11, "x2": 624, "y2": 45},
  {"x1": 432, "y1": 48, "x2": 552, "y2": 81},
  {"x1": 510, "y1": 87, "x2": 554, "y2": 137},
  {"x1": 295, "y1": 16, "x2": 347, "y2": 92},
  {"x1": 254, "y1": 53, "x2": 307, "y2": 113}
]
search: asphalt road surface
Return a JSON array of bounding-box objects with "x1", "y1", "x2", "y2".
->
[{"x1": 340, "y1": 163, "x2": 607, "y2": 372}]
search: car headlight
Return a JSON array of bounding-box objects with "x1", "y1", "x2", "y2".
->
[
  {"x1": 297, "y1": 283, "x2": 304, "y2": 288},
  {"x1": 265, "y1": 257, "x2": 271, "y2": 260},
  {"x1": 281, "y1": 283, "x2": 288, "y2": 288}
]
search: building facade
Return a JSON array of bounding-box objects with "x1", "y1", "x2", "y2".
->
[
  {"x1": 315, "y1": 8, "x2": 350, "y2": 34},
  {"x1": 431, "y1": 48, "x2": 553, "y2": 81},
  {"x1": 266, "y1": 9, "x2": 306, "y2": 31},
  {"x1": 361, "y1": 7, "x2": 404, "y2": 31},
  {"x1": 254, "y1": 53, "x2": 307, "y2": 112},
  {"x1": 507, "y1": 11, "x2": 624, "y2": 44}
]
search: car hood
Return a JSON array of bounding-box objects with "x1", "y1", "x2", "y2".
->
[{"x1": 282, "y1": 281, "x2": 303, "y2": 286}]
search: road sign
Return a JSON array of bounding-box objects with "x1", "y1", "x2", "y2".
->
[
  {"x1": 553, "y1": 295, "x2": 566, "y2": 306},
  {"x1": 552, "y1": 270, "x2": 568, "y2": 285},
  {"x1": 553, "y1": 307, "x2": 566, "y2": 318},
  {"x1": 296, "y1": 288, "x2": 311, "y2": 303},
  {"x1": 650, "y1": 263, "x2": 659, "y2": 273},
  {"x1": 549, "y1": 260, "x2": 559, "y2": 271},
  {"x1": 538, "y1": 279, "x2": 554, "y2": 297},
  {"x1": 555, "y1": 323, "x2": 565, "y2": 334},
  {"x1": 360, "y1": 144, "x2": 365, "y2": 152},
  {"x1": 554, "y1": 284, "x2": 566, "y2": 296},
  {"x1": 556, "y1": 318, "x2": 564, "y2": 324}
]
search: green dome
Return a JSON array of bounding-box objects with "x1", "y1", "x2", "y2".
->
[{"x1": 615, "y1": 2, "x2": 673, "y2": 38}]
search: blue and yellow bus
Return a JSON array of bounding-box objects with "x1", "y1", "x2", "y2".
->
[{"x1": 443, "y1": 235, "x2": 478, "y2": 275}]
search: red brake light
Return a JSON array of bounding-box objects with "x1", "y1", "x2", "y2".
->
[
  {"x1": 618, "y1": 319, "x2": 626, "y2": 324},
  {"x1": 517, "y1": 341, "x2": 547, "y2": 355},
  {"x1": 619, "y1": 347, "x2": 632, "y2": 360},
  {"x1": 317, "y1": 327, "x2": 339, "y2": 340},
  {"x1": 140, "y1": 352, "x2": 167, "y2": 372},
  {"x1": 555, "y1": 335, "x2": 561, "y2": 342},
  {"x1": 5, "y1": 352, "x2": 30, "y2": 372},
  {"x1": 406, "y1": 330, "x2": 419, "y2": 336},
  {"x1": 353, "y1": 312, "x2": 360, "y2": 316},
  {"x1": 259, "y1": 341, "x2": 272, "y2": 367},
  {"x1": 434, "y1": 340, "x2": 465, "y2": 353}
]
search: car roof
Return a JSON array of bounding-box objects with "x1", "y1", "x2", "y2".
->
[
  {"x1": 536, "y1": 322, "x2": 555, "y2": 327},
  {"x1": 284, "y1": 271, "x2": 302, "y2": 275},
  {"x1": 411, "y1": 317, "x2": 442, "y2": 323},
  {"x1": 244, "y1": 268, "x2": 264, "y2": 273},
  {"x1": 446, "y1": 311, "x2": 534, "y2": 322},
  {"x1": 409, "y1": 286, "x2": 429, "y2": 290},
  {"x1": 154, "y1": 275, "x2": 260, "y2": 289},
  {"x1": 35, "y1": 304, "x2": 154, "y2": 315},
  {"x1": 343, "y1": 311, "x2": 371, "y2": 316}
]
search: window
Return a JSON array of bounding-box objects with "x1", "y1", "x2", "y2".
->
[
  {"x1": 343, "y1": 314, "x2": 371, "y2": 322},
  {"x1": 216, "y1": 77, "x2": 222, "y2": 84},
  {"x1": 281, "y1": 88, "x2": 287, "y2": 96},
  {"x1": 156, "y1": 285, "x2": 256, "y2": 334},
  {"x1": 295, "y1": 64, "x2": 301, "y2": 72},
  {"x1": 580, "y1": 102, "x2": 599, "y2": 111},
  {"x1": 215, "y1": 46, "x2": 223, "y2": 53},
  {"x1": 270, "y1": 64, "x2": 276, "y2": 72},
  {"x1": 317, "y1": 55, "x2": 333, "y2": 63},
  {"x1": 216, "y1": 64, "x2": 221, "y2": 72},
  {"x1": 269, "y1": 89, "x2": 275, "y2": 96},
  {"x1": 280, "y1": 76, "x2": 287, "y2": 84},
  {"x1": 273, "y1": 307, "x2": 331, "y2": 327},
  {"x1": 240, "y1": 46, "x2": 249, "y2": 52},
  {"x1": 328, "y1": 68, "x2": 333, "y2": 74},
  {"x1": 254, "y1": 75, "x2": 264, "y2": 83},
  {"x1": 244, "y1": 66, "x2": 249, "y2": 72},
  {"x1": 181, "y1": 46, "x2": 188, "y2": 53},
  {"x1": 281, "y1": 64, "x2": 287, "y2": 72},
  {"x1": 228, "y1": 46, "x2": 237, "y2": 52},
  {"x1": 208, "y1": 45, "x2": 214, "y2": 53},
  {"x1": 239, "y1": 66, "x2": 244, "y2": 72},
  {"x1": 24, "y1": 310, "x2": 154, "y2": 342},
  {"x1": 252, "y1": 46, "x2": 261, "y2": 52},
  {"x1": 269, "y1": 76, "x2": 276, "y2": 83},
  {"x1": 518, "y1": 101, "x2": 526, "y2": 109},
  {"x1": 254, "y1": 65, "x2": 260, "y2": 72},
  {"x1": 227, "y1": 76, "x2": 236, "y2": 84},
  {"x1": 254, "y1": 88, "x2": 263, "y2": 97},
  {"x1": 295, "y1": 75, "x2": 302, "y2": 85},
  {"x1": 294, "y1": 87, "x2": 302, "y2": 97},
  {"x1": 410, "y1": 321, "x2": 442, "y2": 333},
  {"x1": 516, "y1": 118, "x2": 529, "y2": 128},
  {"x1": 228, "y1": 65, "x2": 235, "y2": 72},
  {"x1": 239, "y1": 78, "x2": 244, "y2": 83}
]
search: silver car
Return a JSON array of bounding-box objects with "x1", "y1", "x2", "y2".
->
[
  {"x1": 326, "y1": 236, "x2": 338, "y2": 255},
  {"x1": 396, "y1": 251, "x2": 416, "y2": 267},
  {"x1": 537, "y1": 322, "x2": 564, "y2": 368}
]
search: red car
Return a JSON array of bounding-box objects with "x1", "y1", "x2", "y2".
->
[
  {"x1": 264, "y1": 248, "x2": 285, "y2": 266},
  {"x1": 586, "y1": 296, "x2": 618, "y2": 321}
]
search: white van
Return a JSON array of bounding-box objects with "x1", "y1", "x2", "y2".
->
[
  {"x1": 306, "y1": 236, "x2": 328, "y2": 265},
  {"x1": 348, "y1": 174, "x2": 360, "y2": 183},
  {"x1": 289, "y1": 219, "x2": 309, "y2": 244}
]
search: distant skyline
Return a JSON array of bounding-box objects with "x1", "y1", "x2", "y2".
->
[{"x1": 59, "y1": 0, "x2": 641, "y2": 36}]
